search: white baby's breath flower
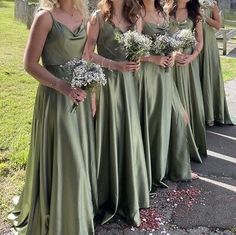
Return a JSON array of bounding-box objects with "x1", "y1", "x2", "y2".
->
[
  {"x1": 172, "y1": 29, "x2": 196, "y2": 50},
  {"x1": 116, "y1": 30, "x2": 152, "y2": 61},
  {"x1": 62, "y1": 58, "x2": 106, "y2": 89},
  {"x1": 199, "y1": 0, "x2": 214, "y2": 8},
  {"x1": 60, "y1": 58, "x2": 107, "y2": 111},
  {"x1": 152, "y1": 33, "x2": 180, "y2": 55}
]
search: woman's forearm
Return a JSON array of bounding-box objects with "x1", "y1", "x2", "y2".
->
[
  {"x1": 88, "y1": 51, "x2": 117, "y2": 70},
  {"x1": 206, "y1": 16, "x2": 221, "y2": 30},
  {"x1": 24, "y1": 61, "x2": 61, "y2": 90},
  {"x1": 191, "y1": 42, "x2": 203, "y2": 59}
]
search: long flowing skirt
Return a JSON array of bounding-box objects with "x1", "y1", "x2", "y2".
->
[
  {"x1": 9, "y1": 81, "x2": 97, "y2": 235},
  {"x1": 199, "y1": 24, "x2": 234, "y2": 125},
  {"x1": 96, "y1": 69, "x2": 150, "y2": 226},
  {"x1": 173, "y1": 59, "x2": 207, "y2": 157}
]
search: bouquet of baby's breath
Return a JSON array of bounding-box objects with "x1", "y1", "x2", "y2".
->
[
  {"x1": 152, "y1": 33, "x2": 180, "y2": 56},
  {"x1": 199, "y1": 0, "x2": 214, "y2": 8},
  {"x1": 172, "y1": 29, "x2": 196, "y2": 50},
  {"x1": 151, "y1": 32, "x2": 180, "y2": 72},
  {"x1": 115, "y1": 30, "x2": 152, "y2": 61},
  {"x1": 61, "y1": 58, "x2": 107, "y2": 111}
]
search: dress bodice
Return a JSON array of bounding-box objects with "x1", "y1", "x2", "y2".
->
[
  {"x1": 96, "y1": 11, "x2": 135, "y2": 61},
  {"x1": 170, "y1": 18, "x2": 195, "y2": 54},
  {"x1": 169, "y1": 18, "x2": 194, "y2": 33},
  {"x1": 142, "y1": 21, "x2": 169, "y2": 37},
  {"x1": 42, "y1": 13, "x2": 87, "y2": 66},
  {"x1": 142, "y1": 21, "x2": 169, "y2": 55}
]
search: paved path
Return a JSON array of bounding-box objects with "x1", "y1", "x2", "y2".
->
[{"x1": 225, "y1": 79, "x2": 236, "y2": 116}]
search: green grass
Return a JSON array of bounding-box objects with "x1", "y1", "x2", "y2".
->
[
  {"x1": 221, "y1": 57, "x2": 236, "y2": 81},
  {"x1": 222, "y1": 11, "x2": 236, "y2": 28},
  {"x1": 0, "y1": 0, "x2": 236, "y2": 228},
  {"x1": 0, "y1": 1, "x2": 37, "y2": 225},
  {"x1": 0, "y1": 1, "x2": 37, "y2": 169},
  {"x1": 224, "y1": 11, "x2": 236, "y2": 27},
  {"x1": 224, "y1": 12, "x2": 236, "y2": 21}
]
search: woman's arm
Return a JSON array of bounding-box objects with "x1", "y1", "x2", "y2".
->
[
  {"x1": 24, "y1": 10, "x2": 86, "y2": 104},
  {"x1": 24, "y1": 10, "x2": 57, "y2": 87},
  {"x1": 192, "y1": 19, "x2": 204, "y2": 59},
  {"x1": 205, "y1": 3, "x2": 221, "y2": 30},
  {"x1": 83, "y1": 13, "x2": 140, "y2": 72},
  {"x1": 136, "y1": 16, "x2": 143, "y2": 34}
]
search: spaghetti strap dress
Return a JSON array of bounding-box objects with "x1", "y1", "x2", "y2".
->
[
  {"x1": 199, "y1": 8, "x2": 234, "y2": 125},
  {"x1": 137, "y1": 21, "x2": 201, "y2": 187},
  {"x1": 8, "y1": 11, "x2": 98, "y2": 235},
  {"x1": 94, "y1": 12, "x2": 150, "y2": 226},
  {"x1": 170, "y1": 18, "x2": 207, "y2": 157}
]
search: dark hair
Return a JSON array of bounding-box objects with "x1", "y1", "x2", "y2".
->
[
  {"x1": 169, "y1": 0, "x2": 202, "y2": 29},
  {"x1": 138, "y1": 0, "x2": 166, "y2": 17},
  {"x1": 98, "y1": 0, "x2": 141, "y2": 24}
]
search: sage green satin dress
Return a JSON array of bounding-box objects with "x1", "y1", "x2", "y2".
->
[
  {"x1": 199, "y1": 9, "x2": 234, "y2": 125},
  {"x1": 8, "y1": 12, "x2": 97, "y2": 235},
  {"x1": 95, "y1": 13, "x2": 149, "y2": 226},
  {"x1": 138, "y1": 22, "x2": 201, "y2": 187},
  {"x1": 170, "y1": 19, "x2": 207, "y2": 157},
  {"x1": 138, "y1": 22, "x2": 172, "y2": 187}
]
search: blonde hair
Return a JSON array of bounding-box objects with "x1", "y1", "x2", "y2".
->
[{"x1": 39, "y1": 0, "x2": 89, "y2": 19}]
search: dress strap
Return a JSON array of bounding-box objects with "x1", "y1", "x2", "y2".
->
[
  {"x1": 46, "y1": 10, "x2": 54, "y2": 22},
  {"x1": 91, "y1": 10, "x2": 104, "y2": 29},
  {"x1": 37, "y1": 8, "x2": 54, "y2": 22}
]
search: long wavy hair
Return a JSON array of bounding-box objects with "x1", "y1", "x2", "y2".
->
[
  {"x1": 138, "y1": 0, "x2": 165, "y2": 17},
  {"x1": 98, "y1": 0, "x2": 142, "y2": 24},
  {"x1": 39, "y1": 0, "x2": 89, "y2": 18},
  {"x1": 169, "y1": 0, "x2": 201, "y2": 29}
]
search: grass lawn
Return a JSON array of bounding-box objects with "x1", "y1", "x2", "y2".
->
[
  {"x1": 224, "y1": 11, "x2": 236, "y2": 28},
  {"x1": 221, "y1": 56, "x2": 236, "y2": 81},
  {"x1": 0, "y1": 0, "x2": 37, "y2": 228},
  {"x1": 0, "y1": 0, "x2": 236, "y2": 230}
]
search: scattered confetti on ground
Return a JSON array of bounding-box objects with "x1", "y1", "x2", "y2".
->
[
  {"x1": 96, "y1": 185, "x2": 205, "y2": 234},
  {"x1": 166, "y1": 186, "x2": 202, "y2": 209},
  {"x1": 127, "y1": 186, "x2": 204, "y2": 232},
  {"x1": 138, "y1": 208, "x2": 164, "y2": 231}
]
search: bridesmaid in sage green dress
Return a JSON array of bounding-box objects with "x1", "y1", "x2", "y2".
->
[
  {"x1": 8, "y1": 1, "x2": 97, "y2": 234},
  {"x1": 136, "y1": 0, "x2": 201, "y2": 187},
  {"x1": 168, "y1": 0, "x2": 207, "y2": 157},
  {"x1": 199, "y1": 3, "x2": 234, "y2": 126},
  {"x1": 84, "y1": 0, "x2": 149, "y2": 226}
]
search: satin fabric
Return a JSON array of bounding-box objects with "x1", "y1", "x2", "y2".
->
[
  {"x1": 168, "y1": 78, "x2": 202, "y2": 176},
  {"x1": 170, "y1": 19, "x2": 207, "y2": 157},
  {"x1": 138, "y1": 22, "x2": 172, "y2": 187},
  {"x1": 137, "y1": 22, "x2": 201, "y2": 188},
  {"x1": 199, "y1": 9, "x2": 234, "y2": 125},
  {"x1": 95, "y1": 12, "x2": 150, "y2": 226},
  {"x1": 8, "y1": 12, "x2": 97, "y2": 235}
]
